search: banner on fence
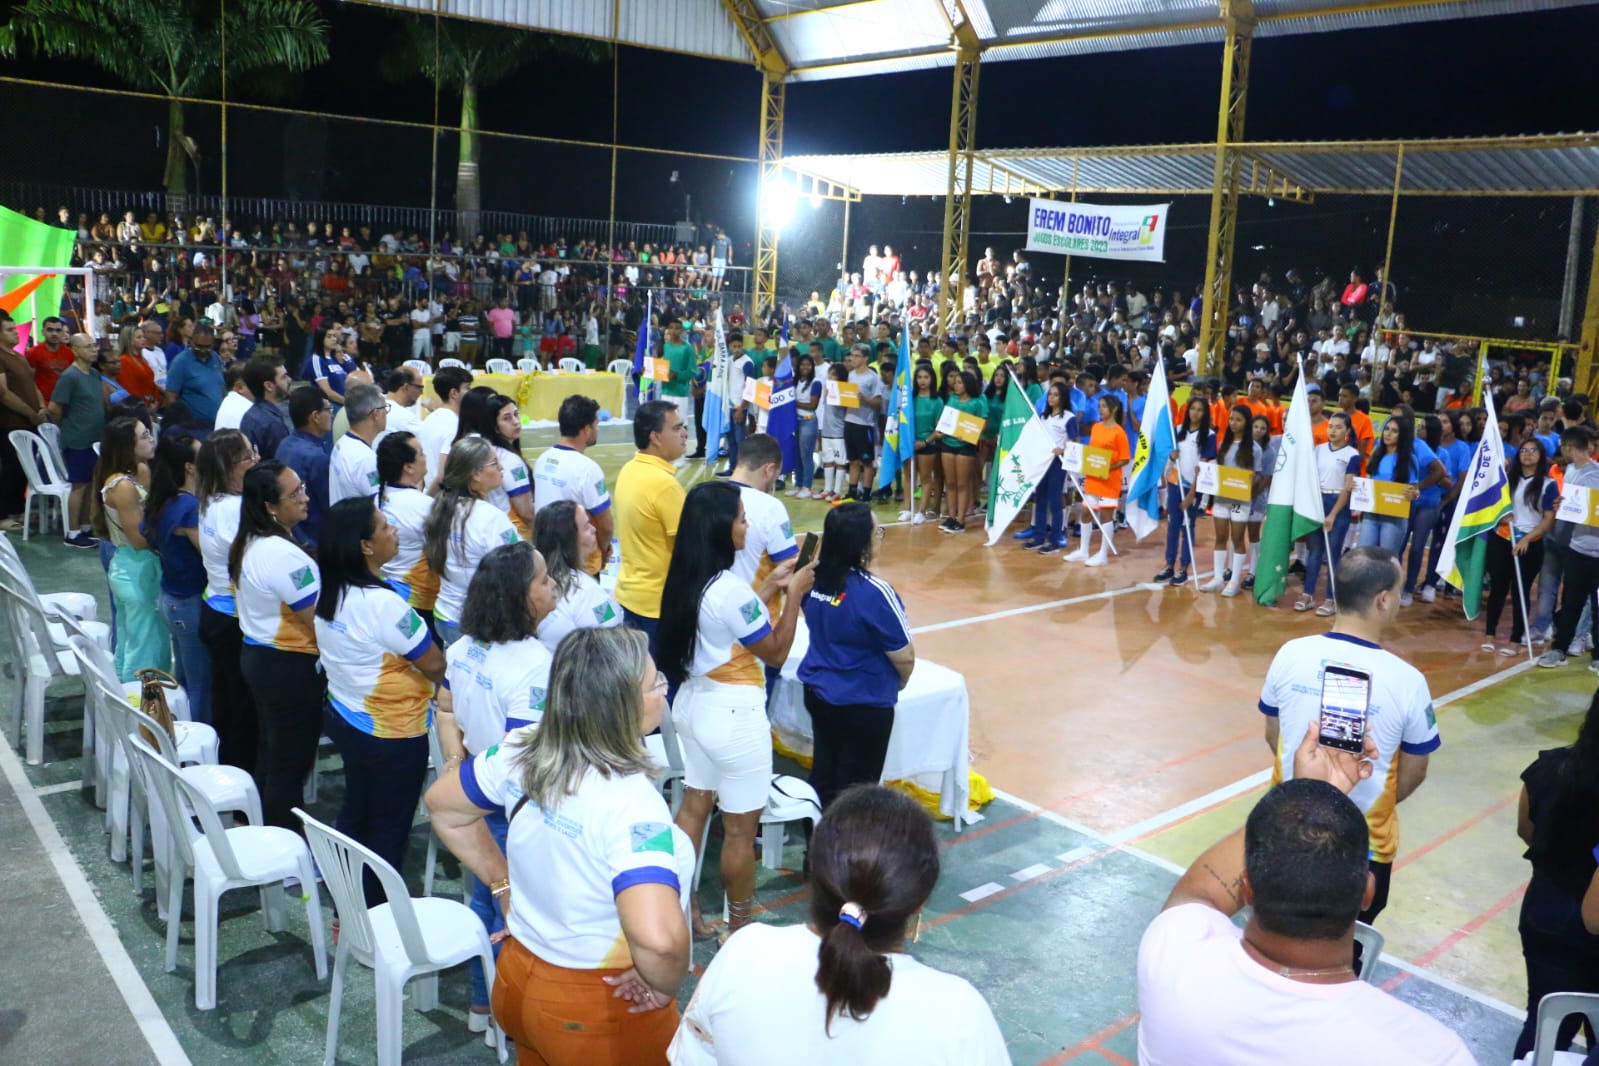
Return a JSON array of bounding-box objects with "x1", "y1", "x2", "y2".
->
[{"x1": 1024, "y1": 198, "x2": 1170, "y2": 262}]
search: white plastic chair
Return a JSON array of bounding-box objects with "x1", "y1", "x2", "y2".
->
[
  {"x1": 607, "y1": 358, "x2": 632, "y2": 378},
  {"x1": 36, "y1": 421, "x2": 68, "y2": 481},
  {"x1": 0, "y1": 531, "x2": 97, "y2": 623},
  {"x1": 516, "y1": 357, "x2": 539, "y2": 373},
  {"x1": 1352, "y1": 920, "x2": 1383, "y2": 984},
  {"x1": 557, "y1": 357, "x2": 584, "y2": 374},
  {"x1": 7, "y1": 430, "x2": 71, "y2": 539},
  {"x1": 484, "y1": 358, "x2": 514, "y2": 375},
  {"x1": 421, "y1": 719, "x2": 444, "y2": 897},
  {"x1": 759, "y1": 774, "x2": 822, "y2": 873},
  {"x1": 56, "y1": 609, "x2": 159, "y2": 804},
  {"x1": 1519, "y1": 992, "x2": 1599, "y2": 1066},
  {"x1": 295, "y1": 808, "x2": 507, "y2": 1066},
  {"x1": 129, "y1": 737, "x2": 327, "y2": 1010},
  {"x1": 0, "y1": 567, "x2": 109, "y2": 764},
  {"x1": 403, "y1": 359, "x2": 433, "y2": 377},
  {"x1": 438, "y1": 358, "x2": 468, "y2": 371}
]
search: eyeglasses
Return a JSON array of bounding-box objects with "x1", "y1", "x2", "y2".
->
[{"x1": 645, "y1": 675, "x2": 669, "y2": 696}]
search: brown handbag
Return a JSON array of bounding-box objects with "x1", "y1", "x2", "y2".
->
[{"x1": 136, "y1": 668, "x2": 179, "y2": 746}]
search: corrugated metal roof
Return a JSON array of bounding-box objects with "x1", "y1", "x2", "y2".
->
[{"x1": 783, "y1": 135, "x2": 1599, "y2": 196}]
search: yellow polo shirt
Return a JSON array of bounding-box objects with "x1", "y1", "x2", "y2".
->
[{"x1": 613, "y1": 452, "x2": 686, "y2": 619}]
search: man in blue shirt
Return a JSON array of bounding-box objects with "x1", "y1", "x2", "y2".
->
[
  {"x1": 165, "y1": 321, "x2": 224, "y2": 429},
  {"x1": 275, "y1": 385, "x2": 333, "y2": 548},
  {"x1": 239, "y1": 355, "x2": 293, "y2": 460}
]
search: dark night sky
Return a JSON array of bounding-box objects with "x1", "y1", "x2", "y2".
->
[{"x1": 3, "y1": 2, "x2": 1599, "y2": 328}]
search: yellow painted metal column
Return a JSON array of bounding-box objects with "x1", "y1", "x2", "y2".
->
[
  {"x1": 938, "y1": 3, "x2": 983, "y2": 335},
  {"x1": 1196, "y1": 0, "x2": 1254, "y2": 377},
  {"x1": 1576, "y1": 219, "x2": 1599, "y2": 399},
  {"x1": 754, "y1": 72, "x2": 785, "y2": 319}
]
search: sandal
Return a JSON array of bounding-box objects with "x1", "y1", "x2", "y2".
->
[
  {"x1": 1314, "y1": 601, "x2": 1337, "y2": 618},
  {"x1": 1293, "y1": 595, "x2": 1316, "y2": 613}
]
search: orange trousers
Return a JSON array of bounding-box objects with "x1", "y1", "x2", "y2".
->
[{"x1": 493, "y1": 936, "x2": 678, "y2": 1066}]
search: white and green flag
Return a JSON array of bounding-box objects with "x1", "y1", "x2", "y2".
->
[
  {"x1": 985, "y1": 378, "x2": 1057, "y2": 546},
  {"x1": 1254, "y1": 363, "x2": 1325, "y2": 606}
]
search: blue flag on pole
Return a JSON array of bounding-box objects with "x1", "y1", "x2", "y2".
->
[
  {"x1": 632, "y1": 290, "x2": 652, "y2": 403},
  {"x1": 1124, "y1": 356, "x2": 1177, "y2": 541},
  {"x1": 769, "y1": 349, "x2": 798, "y2": 476},
  {"x1": 877, "y1": 325, "x2": 916, "y2": 491},
  {"x1": 701, "y1": 309, "x2": 733, "y2": 465}
]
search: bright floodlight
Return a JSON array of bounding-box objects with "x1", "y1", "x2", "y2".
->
[
  {"x1": 762, "y1": 178, "x2": 798, "y2": 231},
  {"x1": 809, "y1": 193, "x2": 823, "y2": 209}
]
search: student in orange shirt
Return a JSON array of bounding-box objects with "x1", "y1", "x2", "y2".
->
[
  {"x1": 1305, "y1": 384, "x2": 1331, "y2": 446},
  {"x1": 1064, "y1": 394, "x2": 1130, "y2": 568},
  {"x1": 1338, "y1": 384, "x2": 1376, "y2": 460}
]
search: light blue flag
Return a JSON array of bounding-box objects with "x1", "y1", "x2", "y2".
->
[
  {"x1": 1124, "y1": 355, "x2": 1177, "y2": 541},
  {"x1": 877, "y1": 325, "x2": 916, "y2": 491},
  {"x1": 701, "y1": 309, "x2": 733, "y2": 465}
]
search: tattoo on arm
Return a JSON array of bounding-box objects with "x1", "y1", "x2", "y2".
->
[{"x1": 1202, "y1": 862, "x2": 1245, "y2": 909}]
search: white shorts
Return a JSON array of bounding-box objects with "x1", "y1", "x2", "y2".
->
[
  {"x1": 1215, "y1": 498, "x2": 1251, "y2": 522},
  {"x1": 669, "y1": 393, "x2": 694, "y2": 430},
  {"x1": 672, "y1": 677, "x2": 771, "y2": 814},
  {"x1": 1081, "y1": 493, "x2": 1117, "y2": 511},
  {"x1": 820, "y1": 437, "x2": 847, "y2": 465}
]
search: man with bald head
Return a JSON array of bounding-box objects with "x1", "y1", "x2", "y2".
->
[{"x1": 47, "y1": 332, "x2": 110, "y2": 548}]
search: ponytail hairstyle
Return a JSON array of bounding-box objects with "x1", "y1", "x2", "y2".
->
[
  {"x1": 422, "y1": 436, "x2": 496, "y2": 579},
  {"x1": 809, "y1": 785, "x2": 940, "y2": 1033},
  {"x1": 196, "y1": 428, "x2": 253, "y2": 511},
  {"x1": 376, "y1": 430, "x2": 420, "y2": 503}
]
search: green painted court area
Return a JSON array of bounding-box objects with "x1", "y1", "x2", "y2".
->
[{"x1": 0, "y1": 520, "x2": 1549, "y2": 1065}]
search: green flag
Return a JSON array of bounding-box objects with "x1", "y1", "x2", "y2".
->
[
  {"x1": 0, "y1": 204, "x2": 75, "y2": 336},
  {"x1": 984, "y1": 378, "x2": 1056, "y2": 546},
  {"x1": 1254, "y1": 365, "x2": 1326, "y2": 606}
]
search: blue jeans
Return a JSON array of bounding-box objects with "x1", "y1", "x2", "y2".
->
[
  {"x1": 1403, "y1": 502, "x2": 1442, "y2": 594},
  {"x1": 158, "y1": 592, "x2": 211, "y2": 725},
  {"x1": 1356, "y1": 514, "x2": 1407, "y2": 554},
  {"x1": 623, "y1": 607, "x2": 675, "y2": 705},
  {"x1": 1162, "y1": 482, "x2": 1203, "y2": 567},
  {"x1": 1303, "y1": 494, "x2": 1352, "y2": 599},
  {"x1": 796, "y1": 418, "x2": 818, "y2": 488},
  {"x1": 1534, "y1": 542, "x2": 1568, "y2": 636},
  {"x1": 1028, "y1": 462, "x2": 1066, "y2": 540},
  {"x1": 466, "y1": 809, "x2": 510, "y2": 1009},
  {"x1": 725, "y1": 416, "x2": 748, "y2": 468},
  {"x1": 1515, "y1": 873, "x2": 1599, "y2": 1057}
]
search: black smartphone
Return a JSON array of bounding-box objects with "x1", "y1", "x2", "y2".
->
[
  {"x1": 796, "y1": 531, "x2": 820, "y2": 569},
  {"x1": 1318, "y1": 665, "x2": 1371, "y2": 754}
]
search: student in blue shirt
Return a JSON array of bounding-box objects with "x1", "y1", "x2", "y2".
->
[
  {"x1": 1072, "y1": 372, "x2": 1099, "y2": 443},
  {"x1": 274, "y1": 386, "x2": 334, "y2": 549},
  {"x1": 1423, "y1": 412, "x2": 1475, "y2": 604},
  {"x1": 148, "y1": 431, "x2": 213, "y2": 725},
  {"x1": 796, "y1": 503, "x2": 914, "y2": 809},
  {"x1": 1355, "y1": 411, "x2": 1447, "y2": 594}
]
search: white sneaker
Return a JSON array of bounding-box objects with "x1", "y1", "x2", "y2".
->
[
  {"x1": 1419, "y1": 586, "x2": 1437, "y2": 603},
  {"x1": 1538, "y1": 650, "x2": 1567, "y2": 668},
  {"x1": 796, "y1": 489, "x2": 812, "y2": 499},
  {"x1": 1063, "y1": 548, "x2": 1089, "y2": 563},
  {"x1": 468, "y1": 1011, "x2": 493, "y2": 1033},
  {"x1": 785, "y1": 487, "x2": 800, "y2": 497},
  {"x1": 1221, "y1": 580, "x2": 1242, "y2": 598},
  {"x1": 897, "y1": 510, "x2": 913, "y2": 522},
  {"x1": 911, "y1": 512, "x2": 926, "y2": 525},
  {"x1": 1085, "y1": 552, "x2": 1108, "y2": 567},
  {"x1": 1399, "y1": 592, "x2": 1414, "y2": 607},
  {"x1": 1198, "y1": 576, "x2": 1225, "y2": 592}
]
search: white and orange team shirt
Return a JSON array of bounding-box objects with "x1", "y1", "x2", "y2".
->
[
  {"x1": 443, "y1": 634, "x2": 551, "y2": 754},
  {"x1": 315, "y1": 585, "x2": 433, "y2": 738},
  {"x1": 1258, "y1": 633, "x2": 1440, "y2": 863},
  {"x1": 485, "y1": 444, "x2": 533, "y2": 539},
  {"x1": 460, "y1": 736, "x2": 695, "y2": 969},
  {"x1": 199, "y1": 493, "x2": 243, "y2": 615},
  {"x1": 433, "y1": 502, "x2": 520, "y2": 626},
  {"x1": 237, "y1": 535, "x2": 320, "y2": 654},
  {"x1": 329, "y1": 432, "x2": 380, "y2": 506},
  {"x1": 535, "y1": 570, "x2": 622, "y2": 656},
  {"x1": 730, "y1": 484, "x2": 798, "y2": 612},
  {"x1": 532, "y1": 445, "x2": 612, "y2": 519},
  {"x1": 690, "y1": 571, "x2": 772, "y2": 689},
  {"x1": 378, "y1": 485, "x2": 439, "y2": 612}
]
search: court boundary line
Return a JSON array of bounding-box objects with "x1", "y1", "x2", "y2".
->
[
  {"x1": 910, "y1": 583, "x2": 1163, "y2": 636},
  {"x1": 0, "y1": 733, "x2": 192, "y2": 1065}
]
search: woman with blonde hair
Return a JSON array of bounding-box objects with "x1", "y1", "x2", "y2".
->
[
  {"x1": 426, "y1": 627, "x2": 693, "y2": 1066},
  {"x1": 423, "y1": 436, "x2": 518, "y2": 647}
]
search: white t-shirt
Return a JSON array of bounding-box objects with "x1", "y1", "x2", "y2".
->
[
  {"x1": 690, "y1": 571, "x2": 771, "y2": 689},
  {"x1": 314, "y1": 585, "x2": 433, "y2": 738},
  {"x1": 1258, "y1": 633, "x2": 1440, "y2": 863},
  {"x1": 433, "y1": 501, "x2": 520, "y2": 624},
  {"x1": 141, "y1": 345, "x2": 169, "y2": 387},
  {"x1": 214, "y1": 390, "x2": 252, "y2": 431},
  {"x1": 532, "y1": 445, "x2": 611, "y2": 518},
  {"x1": 1314, "y1": 443, "x2": 1361, "y2": 493},
  {"x1": 199, "y1": 493, "x2": 242, "y2": 614},
  {"x1": 415, "y1": 407, "x2": 459, "y2": 489},
  {"x1": 380, "y1": 399, "x2": 420, "y2": 442},
  {"x1": 378, "y1": 485, "x2": 438, "y2": 611},
  {"x1": 731, "y1": 483, "x2": 798, "y2": 586},
  {"x1": 670, "y1": 923, "x2": 1010, "y2": 1066},
  {"x1": 329, "y1": 433, "x2": 380, "y2": 506},
  {"x1": 1137, "y1": 904, "x2": 1475, "y2": 1066},
  {"x1": 483, "y1": 443, "x2": 532, "y2": 531},
  {"x1": 536, "y1": 571, "x2": 621, "y2": 655},
  {"x1": 236, "y1": 535, "x2": 320, "y2": 654},
  {"x1": 460, "y1": 745, "x2": 694, "y2": 970},
  {"x1": 443, "y1": 635, "x2": 551, "y2": 753}
]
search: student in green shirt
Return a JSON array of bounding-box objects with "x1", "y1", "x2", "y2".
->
[
  {"x1": 660, "y1": 319, "x2": 699, "y2": 433},
  {"x1": 938, "y1": 368, "x2": 986, "y2": 534},
  {"x1": 912, "y1": 362, "x2": 945, "y2": 522}
]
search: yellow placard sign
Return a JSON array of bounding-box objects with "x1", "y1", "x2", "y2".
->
[
  {"x1": 936, "y1": 406, "x2": 986, "y2": 445},
  {"x1": 1061, "y1": 442, "x2": 1113, "y2": 477},
  {"x1": 1350, "y1": 477, "x2": 1412, "y2": 518},
  {"x1": 641, "y1": 356, "x2": 670, "y2": 382},
  {"x1": 1556, "y1": 485, "x2": 1599, "y2": 527},
  {"x1": 824, "y1": 380, "x2": 860, "y2": 408},
  {"x1": 1216, "y1": 464, "x2": 1253, "y2": 502}
]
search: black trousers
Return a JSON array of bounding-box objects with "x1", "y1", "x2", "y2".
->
[
  {"x1": 693, "y1": 391, "x2": 707, "y2": 454},
  {"x1": 803, "y1": 687, "x2": 894, "y2": 811},
  {"x1": 323, "y1": 704, "x2": 429, "y2": 906},
  {"x1": 1515, "y1": 873, "x2": 1599, "y2": 1058},
  {"x1": 199, "y1": 603, "x2": 257, "y2": 775},
  {"x1": 1484, "y1": 534, "x2": 1543, "y2": 642},
  {"x1": 1553, "y1": 550, "x2": 1599, "y2": 659},
  {"x1": 240, "y1": 644, "x2": 325, "y2": 832},
  {"x1": 0, "y1": 428, "x2": 28, "y2": 517}
]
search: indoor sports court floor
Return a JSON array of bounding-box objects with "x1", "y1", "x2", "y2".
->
[{"x1": 1, "y1": 434, "x2": 1584, "y2": 1064}]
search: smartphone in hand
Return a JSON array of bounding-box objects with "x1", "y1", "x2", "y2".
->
[
  {"x1": 1318, "y1": 665, "x2": 1371, "y2": 754},
  {"x1": 796, "y1": 531, "x2": 820, "y2": 569}
]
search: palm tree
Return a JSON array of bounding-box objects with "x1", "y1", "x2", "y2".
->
[
  {"x1": 389, "y1": 18, "x2": 604, "y2": 238},
  {"x1": 6, "y1": 0, "x2": 328, "y2": 205}
]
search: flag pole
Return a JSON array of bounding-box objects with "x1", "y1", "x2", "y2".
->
[
  {"x1": 1510, "y1": 527, "x2": 1535, "y2": 663},
  {"x1": 1323, "y1": 528, "x2": 1338, "y2": 606},
  {"x1": 1172, "y1": 465, "x2": 1203, "y2": 586},
  {"x1": 1064, "y1": 467, "x2": 1121, "y2": 556}
]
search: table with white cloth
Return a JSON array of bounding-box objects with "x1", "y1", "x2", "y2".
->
[{"x1": 767, "y1": 618, "x2": 972, "y2": 828}]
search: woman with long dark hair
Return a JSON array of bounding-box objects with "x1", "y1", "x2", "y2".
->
[
  {"x1": 376, "y1": 430, "x2": 438, "y2": 635},
  {"x1": 453, "y1": 386, "x2": 535, "y2": 538},
  {"x1": 799, "y1": 502, "x2": 914, "y2": 810},
  {"x1": 314, "y1": 496, "x2": 445, "y2": 898},
  {"x1": 1155, "y1": 397, "x2": 1215, "y2": 587},
  {"x1": 1244, "y1": 413, "x2": 1279, "y2": 590},
  {"x1": 197, "y1": 429, "x2": 259, "y2": 770},
  {"x1": 231, "y1": 460, "x2": 321, "y2": 830},
  {"x1": 1299, "y1": 412, "x2": 1362, "y2": 616},
  {"x1": 148, "y1": 431, "x2": 212, "y2": 722},
  {"x1": 532, "y1": 500, "x2": 621, "y2": 654},
  {"x1": 423, "y1": 436, "x2": 516, "y2": 647},
  {"x1": 1016, "y1": 380, "x2": 1076, "y2": 554},
  {"x1": 792, "y1": 353, "x2": 821, "y2": 500},
  {"x1": 1513, "y1": 687, "x2": 1599, "y2": 1058},
  {"x1": 1357, "y1": 412, "x2": 1446, "y2": 575},
  {"x1": 91, "y1": 417, "x2": 168, "y2": 680},
  {"x1": 911, "y1": 363, "x2": 945, "y2": 523},
  {"x1": 658, "y1": 481, "x2": 812, "y2": 939},
  {"x1": 1066, "y1": 393, "x2": 1131, "y2": 568},
  {"x1": 1198, "y1": 404, "x2": 1259, "y2": 597},
  {"x1": 937, "y1": 370, "x2": 985, "y2": 533},
  {"x1": 1484, "y1": 438, "x2": 1557, "y2": 653},
  {"x1": 1399, "y1": 410, "x2": 1452, "y2": 604},
  {"x1": 670, "y1": 785, "x2": 1006, "y2": 1064}
]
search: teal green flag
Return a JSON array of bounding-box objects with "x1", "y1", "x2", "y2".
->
[{"x1": 0, "y1": 203, "x2": 76, "y2": 336}]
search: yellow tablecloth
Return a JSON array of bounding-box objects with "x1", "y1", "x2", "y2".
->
[{"x1": 424, "y1": 371, "x2": 626, "y2": 422}]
